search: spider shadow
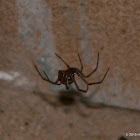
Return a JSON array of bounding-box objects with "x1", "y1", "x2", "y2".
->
[
  {"x1": 33, "y1": 86, "x2": 103, "y2": 110},
  {"x1": 33, "y1": 87, "x2": 109, "y2": 117},
  {"x1": 57, "y1": 87, "x2": 102, "y2": 108},
  {"x1": 58, "y1": 87, "x2": 107, "y2": 117},
  {"x1": 33, "y1": 88, "x2": 78, "y2": 108}
]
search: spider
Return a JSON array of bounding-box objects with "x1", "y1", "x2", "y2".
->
[{"x1": 35, "y1": 53, "x2": 110, "y2": 92}]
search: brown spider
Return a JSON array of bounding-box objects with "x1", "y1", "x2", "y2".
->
[{"x1": 35, "y1": 53, "x2": 110, "y2": 92}]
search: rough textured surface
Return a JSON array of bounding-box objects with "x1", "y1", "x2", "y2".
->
[
  {"x1": 0, "y1": 0, "x2": 140, "y2": 139},
  {"x1": 0, "y1": 87, "x2": 140, "y2": 140}
]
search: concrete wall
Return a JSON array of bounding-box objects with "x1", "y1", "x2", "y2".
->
[{"x1": 0, "y1": 0, "x2": 139, "y2": 111}]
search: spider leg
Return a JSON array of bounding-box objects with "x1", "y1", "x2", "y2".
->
[
  {"x1": 35, "y1": 65, "x2": 60, "y2": 85},
  {"x1": 71, "y1": 75, "x2": 88, "y2": 92},
  {"x1": 84, "y1": 52, "x2": 99, "y2": 78},
  {"x1": 76, "y1": 67, "x2": 109, "y2": 86},
  {"x1": 76, "y1": 70, "x2": 89, "y2": 85},
  {"x1": 66, "y1": 78, "x2": 69, "y2": 89},
  {"x1": 78, "y1": 54, "x2": 83, "y2": 72},
  {"x1": 88, "y1": 67, "x2": 110, "y2": 85},
  {"x1": 55, "y1": 53, "x2": 70, "y2": 68},
  {"x1": 43, "y1": 71, "x2": 61, "y2": 85}
]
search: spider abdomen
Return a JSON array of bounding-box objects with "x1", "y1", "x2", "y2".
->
[{"x1": 58, "y1": 69, "x2": 75, "y2": 85}]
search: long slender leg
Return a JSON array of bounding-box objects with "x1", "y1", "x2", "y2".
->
[
  {"x1": 78, "y1": 54, "x2": 83, "y2": 72},
  {"x1": 88, "y1": 67, "x2": 110, "y2": 85},
  {"x1": 76, "y1": 67, "x2": 109, "y2": 85},
  {"x1": 71, "y1": 75, "x2": 88, "y2": 92},
  {"x1": 35, "y1": 65, "x2": 60, "y2": 85},
  {"x1": 43, "y1": 71, "x2": 61, "y2": 85},
  {"x1": 66, "y1": 77, "x2": 69, "y2": 89},
  {"x1": 55, "y1": 53, "x2": 70, "y2": 68},
  {"x1": 85, "y1": 52, "x2": 99, "y2": 78},
  {"x1": 76, "y1": 70, "x2": 89, "y2": 85}
]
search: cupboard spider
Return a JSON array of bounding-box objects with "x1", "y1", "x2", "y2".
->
[{"x1": 35, "y1": 53, "x2": 110, "y2": 92}]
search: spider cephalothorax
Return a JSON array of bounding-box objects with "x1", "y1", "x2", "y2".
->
[{"x1": 35, "y1": 53, "x2": 110, "y2": 92}]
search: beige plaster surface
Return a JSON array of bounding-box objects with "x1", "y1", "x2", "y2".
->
[{"x1": 0, "y1": 0, "x2": 140, "y2": 139}]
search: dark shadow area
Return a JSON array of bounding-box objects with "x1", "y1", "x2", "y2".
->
[
  {"x1": 33, "y1": 87, "x2": 140, "y2": 115},
  {"x1": 32, "y1": 87, "x2": 101, "y2": 108},
  {"x1": 57, "y1": 91, "x2": 76, "y2": 106},
  {"x1": 32, "y1": 88, "x2": 79, "y2": 108},
  {"x1": 58, "y1": 87, "x2": 102, "y2": 108},
  {"x1": 33, "y1": 88, "x2": 100, "y2": 117}
]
